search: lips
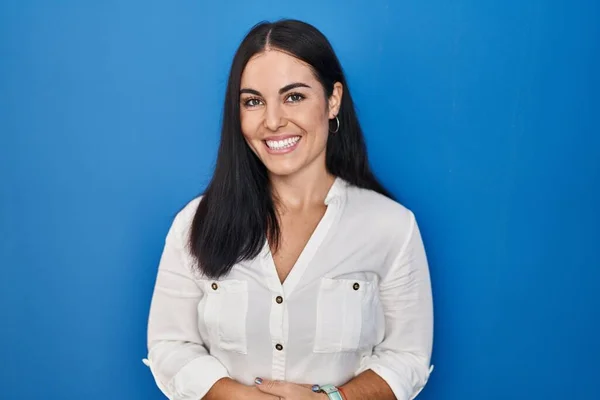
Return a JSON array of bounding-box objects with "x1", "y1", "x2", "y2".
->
[
  {"x1": 263, "y1": 133, "x2": 300, "y2": 141},
  {"x1": 265, "y1": 135, "x2": 301, "y2": 149},
  {"x1": 263, "y1": 135, "x2": 302, "y2": 154}
]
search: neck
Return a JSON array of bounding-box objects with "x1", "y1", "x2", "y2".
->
[{"x1": 269, "y1": 167, "x2": 335, "y2": 212}]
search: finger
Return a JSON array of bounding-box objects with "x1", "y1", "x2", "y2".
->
[{"x1": 254, "y1": 378, "x2": 290, "y2": 397}]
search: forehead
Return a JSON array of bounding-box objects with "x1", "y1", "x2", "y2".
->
[{"x1": 241, "y1": 49, "x2": 317, "y2": 89}]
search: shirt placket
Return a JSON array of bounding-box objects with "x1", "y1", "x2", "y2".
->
[
  {"x1": 269, "y1": 288, "x2": 288, "y2": 380},
  {"x1": 260, "y1": 241, "x2": 288, "y2": 380},
  {"x1": 260, "y1": 178, "x2": 347, "y2": 381}
]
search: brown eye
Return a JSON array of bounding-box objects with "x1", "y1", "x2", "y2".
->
[
  {"x1": 286, "y1": 93, "x2": 305, "y2": 103},
  {"x1": 244, "y1": 98, "x2": 263, "y2": 107}
]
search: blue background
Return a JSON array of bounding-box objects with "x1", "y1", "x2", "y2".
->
[{"x1": 1, "y1": 1, "x2": 598, "y2": 399}]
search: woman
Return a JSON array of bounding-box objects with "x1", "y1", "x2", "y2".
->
[{"x1": 144, "y1": 19, "x2": 434, "y2": 400}]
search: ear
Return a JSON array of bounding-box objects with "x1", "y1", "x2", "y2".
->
[{"x1": 328, "y1": 82, "x2": 344, "y2": 119}]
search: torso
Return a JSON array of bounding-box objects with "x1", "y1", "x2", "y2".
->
[
  {"x1": 269, "y1": 204, "x2": 328, "y2": 284},
  {"x1": 180, "y1": 177, "x2": 419, "y2": 387}
]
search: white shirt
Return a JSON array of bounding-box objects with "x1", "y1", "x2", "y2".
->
[{"x1": 144, "y1": 177, "x2": 434, "y2": 400}]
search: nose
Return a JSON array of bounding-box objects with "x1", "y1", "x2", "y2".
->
[{"x1": 264, "y1": 102, "x2": 286, "y2": 131}]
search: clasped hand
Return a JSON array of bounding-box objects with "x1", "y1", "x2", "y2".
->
[{"x1": 253, "y1": 377, "x2": 328, "y2": 400}]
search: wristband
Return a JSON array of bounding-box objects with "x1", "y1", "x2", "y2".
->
[{"x1": 312, "y1": 384, "x2": 343, "y2": 400}]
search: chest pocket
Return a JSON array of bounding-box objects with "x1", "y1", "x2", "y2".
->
[
  {"x1": 313, "y1": 277, "x2": 382, "y2": 353},
  {"x1": 200, "y1": 279, "x2": 248, "y2": 354}
]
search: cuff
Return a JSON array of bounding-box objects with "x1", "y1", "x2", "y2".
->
[
  {"x1": 143, "y1": 356, "x2": 231, "y2": 400},
  {"x1": 355, "y1": 362, "x2": 434, "y2": 400}
]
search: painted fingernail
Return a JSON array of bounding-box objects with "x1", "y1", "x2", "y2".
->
[
  {"x1": 312, "y1": 384, "x2": 320, "y2": 392},
  {"x1": 255, "y1": 377, "x2": 263, "y2": 385}
]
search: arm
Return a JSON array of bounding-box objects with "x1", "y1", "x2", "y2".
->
[
  {"x1": 204, "y1": 378, "x2": 279, "y2": 400},
  {"x1": 341, "y1": 212, "x2": 434, "y2": 400},
  {"x1": 146, "y1": 211, "x2": 272, "y2": 400}
]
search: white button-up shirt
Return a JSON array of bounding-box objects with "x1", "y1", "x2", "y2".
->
[{"x1": 144, "y1": 177, "x2": 434, "y2": 400}]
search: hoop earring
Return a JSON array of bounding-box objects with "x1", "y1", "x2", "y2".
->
[{"x1": 330, "y1": 115, "x2": 340, "y2": 134}]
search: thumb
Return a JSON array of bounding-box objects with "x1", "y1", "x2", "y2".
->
[{"x1": 254, "y1": 377, "x2": 290, "y2": 397}]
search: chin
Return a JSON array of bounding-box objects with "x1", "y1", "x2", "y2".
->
[
  {"x1": 264, "y1": 163, "x2": 303, "y2": 177},
  {"x1": 255, "y1": 150, "x2": 302, "y2": 177}
]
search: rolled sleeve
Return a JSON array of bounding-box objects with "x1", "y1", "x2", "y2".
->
[
  {"x1": 356, "y1": 211, "x2": 434, "y2": 399},
  {"x1": 144, "y1": 348, "x2": 229, "y2": 400},
  {"x1": 145, "y1": 206, "x2": 230, "y2": 400}
]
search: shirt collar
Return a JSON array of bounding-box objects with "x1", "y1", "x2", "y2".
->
[{"x1": 324, "y1": 176, "x2": 348, "y2": 205}]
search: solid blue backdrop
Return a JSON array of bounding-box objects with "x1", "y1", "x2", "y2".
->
[{"x1": 1, "y1": 1, "x2": 598, "y2": 399}]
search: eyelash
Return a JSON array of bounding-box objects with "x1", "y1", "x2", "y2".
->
[
  {"x1": 286, "y1": 92, "x2": 305, "y2": 103},
  {"x1": 244, "y1": 98, "x2": 262, "y2": 108},
  {"x1": 242, "y1": 92, "x2": 306, "y2": 108}
]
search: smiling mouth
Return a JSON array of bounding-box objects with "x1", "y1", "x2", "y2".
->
[{"x1": 264, "y1": 135, "x2": 301, "y2": 151}]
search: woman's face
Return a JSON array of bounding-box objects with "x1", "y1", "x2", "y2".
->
[{"x1": 239, "y1": 49, "x2": 342, "y2": 178}]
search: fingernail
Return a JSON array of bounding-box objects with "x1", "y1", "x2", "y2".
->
[
  {"x1": 254, "y1": 377, "x2": 263, "y2": 385},
  {"x1": 312, "y1": 384, "x2": 321, "y2": 392}
]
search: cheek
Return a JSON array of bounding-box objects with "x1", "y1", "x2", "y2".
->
[
  {"x1": 240, "y1": 112, "x2": 261, "y2": 142},
  {"x1": 297, "y1": 104, "x2": 328, "y2": 135}
]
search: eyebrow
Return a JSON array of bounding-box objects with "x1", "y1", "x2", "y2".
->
[{"x1": 240, "y1": 82, "x2": 312, "y2": 96}]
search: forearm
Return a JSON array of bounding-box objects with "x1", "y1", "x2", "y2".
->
[
  {"x1": 203, "y1": 377, "x2": 279, "y2": 400},
  {"x1": 340, "y1": 369, "x2": 396, "y2": 400}
]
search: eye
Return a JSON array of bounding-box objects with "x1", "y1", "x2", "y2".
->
[
  {"x1": 243, "y1": 98, "x2": 263, "y2": 108},
  {"x1": 285, "y1": 92, "x2": 305, "y2": 103}
]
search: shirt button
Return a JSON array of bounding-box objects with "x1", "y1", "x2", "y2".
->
[
  {"x1": 353, "y1": 282, "x2": 360, "y2": 290},
  {"x1": 275, "y1": 343, "x2": 283, "y2": 351},
  {"x1": 211, "y1": 282, "x2": 218, "y2": 290},
  {"x1": 275, "y1": 296, "x2": 283, "y2": 304}
]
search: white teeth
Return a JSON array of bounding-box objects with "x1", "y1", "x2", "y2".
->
[{"x1": 266, "y1": 136, "x2": 300, "y2": 149}]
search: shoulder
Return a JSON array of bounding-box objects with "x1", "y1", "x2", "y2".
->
[
  {"x1": 168, "y1": 195, "x2": 203, "y2": 241},
  {"x1": 345, "y1": 183, "x2": 415, "y2": 230},
  {"x1": 343, "y1": 183, "x2": 417, "y2": 254}
]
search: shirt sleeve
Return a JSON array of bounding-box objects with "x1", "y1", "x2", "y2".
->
[
  {"x1": 144, "y1": 210, "x2": 230, "y2": 400},
  {"x1": 355, "y1": 211, "x2": 434, "y2": 400}
]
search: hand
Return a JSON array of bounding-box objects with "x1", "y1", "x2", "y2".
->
[
  {"x1": 245, "y1": 385, "x2": 280, "y2": 400},
  {"x1": 254, "y1": 377, "x2": 328, "y2": 400}
]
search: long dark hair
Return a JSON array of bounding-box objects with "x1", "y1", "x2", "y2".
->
[{"x1": 189, "y1": 19, "x2": 394, "y2": 278}]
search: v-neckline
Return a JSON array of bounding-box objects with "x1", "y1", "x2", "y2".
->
[{"x1": 260, "y1": 177, "x2": 345, "y2": 297}]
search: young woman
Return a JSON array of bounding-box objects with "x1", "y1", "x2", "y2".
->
[{"x1": 144, "y1": 19, "x2": 434, "y2": 400}]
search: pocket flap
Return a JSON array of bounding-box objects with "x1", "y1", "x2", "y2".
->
[{"x1": 203, "y1": 279, "x2": 247, "y2": 293}]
